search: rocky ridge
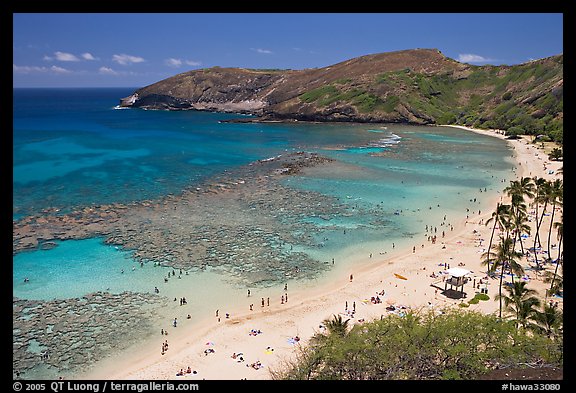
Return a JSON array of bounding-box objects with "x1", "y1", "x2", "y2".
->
[{"x1": 120, "y1": 48, "x2": 563, "y2": 138}]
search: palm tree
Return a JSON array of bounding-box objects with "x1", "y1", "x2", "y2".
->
[
  {"x1": 505, "y1": 177, "x2": 535, "y2": 203},
  {"x1": 321, "y1": 314, "x2": 350, "y2": 338},
  {"x1": 548, "y1": 217, "x2": 563, "y2": 296},
  {"x1": 484, "y1": 203, "x2": 511, "y2": 273},
  {"x1": 533, "y1": 303, "x2": 563, "y2": 339},
  {"x1": 482, "y1": 236, "x2": 523, "y2": 319},
  {"x1": 531, "y1": 179, "x2": 550, "y2": 269},
  {"x1": 545, "y1": 179, "x2": 563, "y2": 259},
  {"x1": 495, "y1": 280, "x2": 541, "y2": 330},
  {"x1": 531, "y1": 177, "x2": 547, "y2": 245},
  {"x1": 509, "y1": 201, "x2": 531, "y2": 257},
  {"x1": 504, "y1": 177, "x2": 534, "y2": 254},
  {"x1": 543, "y1": 261, "x2": 563, "y2": 298}
]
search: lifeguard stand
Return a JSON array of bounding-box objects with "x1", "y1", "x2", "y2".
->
[{"x1": 444, "y1": 267, "x2": 471, "y2": 296}]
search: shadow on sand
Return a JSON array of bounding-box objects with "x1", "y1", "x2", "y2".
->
[{"x1": 441, "y1": 288, "x2": 468, "y2": 300}]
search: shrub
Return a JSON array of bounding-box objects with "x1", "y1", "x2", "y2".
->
[
  {"x1": 475, "y1": 293, "x2": 490, "y2": 301},
  {"x1": 272, "y1": 308, "x2": 562, "y2": 380}
]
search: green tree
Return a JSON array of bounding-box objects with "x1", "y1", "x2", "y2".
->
[
  {"x1": 532, "y1": 179, "x2": 551, "y2": 269},
  {"x1": 502, "y1": 177, "x2": 532, "y2": 259},
  {"x1": 271, "y1": 308, "x2": 563, "y2": 380},
  {"x1": 482, "y1": 236, "x2": 523, "y2": 319},
  {"x1": 319, "y1": 314, "x2": 350, "y2": 339},
  {"x1": 484, "y1": 203, "x2": 511, "y2": 273},
  {"x1": 548, "y1": 147, "x2": 563, "y2": 161},
  {"x1": 533, "y1": 303, "x2": 563, "y2": 339},
  {"x1": 506, "y1": 126, "x2": 524, "y2": 139},
  {"x1": 495, "y1": 281, "x2": 541, "y2": 330},
  {"x1": 545, "y1": 179, "x2": 563, "y2": 259},
  {"x1": 543, "y1": 256, "x2": 563, "y2": 299}
]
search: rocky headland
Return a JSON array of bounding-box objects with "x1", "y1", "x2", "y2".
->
[{"x1": 119, "y1": 48, "x2": 563, "y2": 139}]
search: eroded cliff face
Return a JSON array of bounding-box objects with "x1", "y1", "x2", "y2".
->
[
  {"x1": 120, "y1": 48, "x2": 563, "y2": 128},
  {"x1": 124, "y1": 67, "x2": 284, "y2": 114}
]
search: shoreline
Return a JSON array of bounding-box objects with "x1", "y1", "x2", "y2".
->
[{"x1": 80, "y1": 125, "x2": 563, "y2": 380}]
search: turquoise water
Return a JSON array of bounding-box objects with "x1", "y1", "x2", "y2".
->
[
  {"x1": 13, "y1": 88, "x2": 516, "y2": 378},
  {"x1": 13, "y1": 88, "x2": 515, "y2": 300}
]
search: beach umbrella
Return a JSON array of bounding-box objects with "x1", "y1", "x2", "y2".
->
[{"x1": 386, "y1": 298, "x2": 396, "y2": 305}]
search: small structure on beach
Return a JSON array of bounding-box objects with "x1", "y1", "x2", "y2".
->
[{"x1": 444, "y1": 267, "x2": 471, "y2": 296}]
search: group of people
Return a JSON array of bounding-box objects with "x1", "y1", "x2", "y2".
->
[
  {"x1": 370, "y1": 295, "x2": 382, "y2": 304},
  {"x1": 231, "y1": 352, "x2": 245, "y2": 362},
  {"x1": 161, "y1": 340, "x2": 169, "y2": 355},
  {"x1": 247, "y1": 360, "x2": 263, "y2": 370},
  {"x1": 175, "y1": 366, "x2": 197, "y2": 376}
]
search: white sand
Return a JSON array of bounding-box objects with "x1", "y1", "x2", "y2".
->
[{"x1": 81, "y1": 126, "x2": 563, "y2": 380}]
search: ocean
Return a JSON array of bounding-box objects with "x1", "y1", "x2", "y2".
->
[{"x1": 13, "y1": 88, "x2": 516, "y2": 379}]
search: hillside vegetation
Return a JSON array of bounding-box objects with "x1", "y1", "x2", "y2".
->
[
  {"x1": 121, "y1": 48, "x2": 563, "y2": 143},
  {"x1": 269, "y1": 308, "x2": 563, "y2": 380}
]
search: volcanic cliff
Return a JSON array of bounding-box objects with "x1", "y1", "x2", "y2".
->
[{"x1": 120, "y1": 48, "x2": 563, "y2": 138}]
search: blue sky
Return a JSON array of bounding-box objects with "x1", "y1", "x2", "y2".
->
[{"x1": 13, "y1": 13, "x2": 563, "y2": 88}]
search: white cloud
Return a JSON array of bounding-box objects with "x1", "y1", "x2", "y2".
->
[
  {"x1": 13, "y1": 64, "x2": 47, "y2": 73},
  {"x1": 112, "y1": 54, "x2": 145, "y2": 65},
  {"x1": 98, "y1": 66, "x2": 119, "y2": 75},
  {"x1": 165, "y1": 58, "x2": 183, "y2": 67},
  {"x1": 44, "y1": 51, "x2": 99, "y2": 62},
  {"x1": 50, "y1": 65, "x2": 72, "y2": 74},
  {"x1": 54, "y1": 51, "x2": 81, "y2": 62},
  {"x1": 13, "y1": 64, "x2": 72, "y2": 74},
  {"x1": 457, "y1": 53, "x2": 494, "y2": 64},
  {"x1": 251, "y1": 48, "x2": 273, "y2": 54},
  {"x1": 82, "y1": 53, "x2": 98, "y2": 61},
  {"x1": 165, "y1": 58, "x2": 202, "y2": 67}
]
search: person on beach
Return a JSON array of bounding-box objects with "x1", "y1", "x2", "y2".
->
[{"x1": 350, "y1": 274, "x2": 353, "y2": 282}]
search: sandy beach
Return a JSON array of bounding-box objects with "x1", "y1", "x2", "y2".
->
[{"x1": 82, "y1": 125, "x2": 563, "y2": 381}]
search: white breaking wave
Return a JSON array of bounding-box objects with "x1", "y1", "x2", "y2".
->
[{"x1": 369, "y1": 133, "x2": 402, "y2": 147}]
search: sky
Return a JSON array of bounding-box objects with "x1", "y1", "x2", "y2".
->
[{"x1": 13, "y1": 13, "x2": 564, "y2": 88}]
